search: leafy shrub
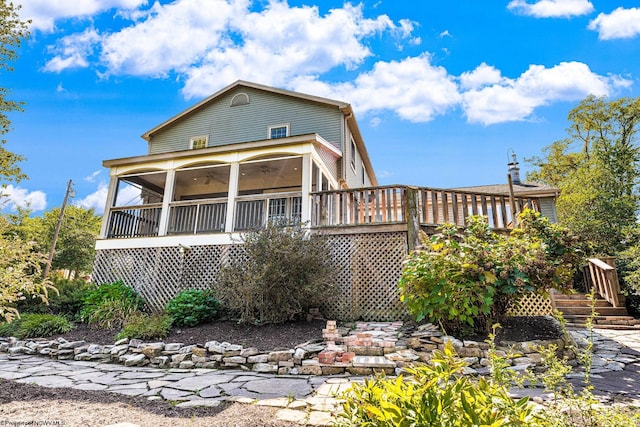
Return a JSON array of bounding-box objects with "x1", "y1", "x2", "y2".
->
[
  {"x1": 215, "y1": 223, "x2": 335, "y2": 324},
  {"x1": 399, "y1": 211, "x2": 580, "y2": 336},
  {"x1": 0, "y1": 320, "x2": 20, "y2": 337},
  {"x1": 335, "y1": 342, "x2": 536, "y2": 426},
  {"x1": 80, "y1": 281, "x2": 144, "y2": 323},
  {"x1": 165, "y1": 289, "x2": 220, "y2": 327},
  {"x1": 0, "y1": 313, "x2": 74, "y2": 339},
  {"x1": 18, "y1": 278, "x2": 92, "y2": 318},
  {"x1": 116, "y1": 313, "x2": 172, "y2": 340},
  {"x1": 86, "y1": 298, "x2": 140, "y2": 329}
]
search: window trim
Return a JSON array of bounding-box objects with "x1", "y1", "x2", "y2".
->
[
  {"x1": 190, "y1": 135, "x2": 209, "y2": 150},
  {"x1": 267, "y1": 123, "x2": 290, "y2": 139}
]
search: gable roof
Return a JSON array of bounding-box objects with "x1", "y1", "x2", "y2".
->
[
  {"x1": 140, "y1": 80, "x2": 378, "y2": 186},
  {"x1": 142, "y1": 80, "x2": 352, "y2": 141}
]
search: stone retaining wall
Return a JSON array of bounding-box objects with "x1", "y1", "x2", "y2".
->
[{"x1": 0, "y1": 321, "x2": 575, "y2": 376}]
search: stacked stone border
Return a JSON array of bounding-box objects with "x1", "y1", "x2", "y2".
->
[{"x1": 0, "y1": 320, "x2": 586, "y2": 376}]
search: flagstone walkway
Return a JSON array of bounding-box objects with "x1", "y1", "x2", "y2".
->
[{"x1": 1, "y1": 327, "x2": 639, "y2": 426}]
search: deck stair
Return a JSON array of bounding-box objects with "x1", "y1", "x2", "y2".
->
[{"x1": 553, "y1": 293, "x2": 640, "y2": 328}]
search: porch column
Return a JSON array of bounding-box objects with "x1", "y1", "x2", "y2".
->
[
  {"x1": 225, "y1": 162, "x2": 239, "y2": 233},
  {"x1": 301, "y1": 153, "x2": 312, "y2": 224},
  {"x1": 157, "y1": 169, "x2": 176, "y2": 236},
  {"x1": 99, "y1": 174, "x2": 119, "y2": 238}
]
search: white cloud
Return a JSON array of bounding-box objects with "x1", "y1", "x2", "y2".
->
[
  {"x1": 507, "y1": 0, "x2": 594, "y2": 18},
  {"x1": 16, "y1": 0, "x2": 148, "y2": 32},
  {"x1": 459, "y1": 63, "x2": 504, "y2": 90},
  {"x1": 588, "y1": 7, "x2": 640, "y2": 40},
  {"x1": 180, "y1": 1, "x2": 400, "y2": 97},
  {"x1": 460, "y1": 62, "x2": 628, "y2": 125},
  {"x1": 84, "y1": 170, "x2": 102, "y2": 183},
  {"x1": 291, "y1": 54, "x2": 461, "y2": 123},
  {"x1": 0, "y1": 185, "x2": 47, "y2": 212},
  {"x1": 40, "y1": 0, "x2": 411, "y2": 98},
  {"x1": 76, "y1": 183, "x2": 108, "y2": 214},
  {"x1": 44, "y1": 28, "x2": 101, "y2": 72}
]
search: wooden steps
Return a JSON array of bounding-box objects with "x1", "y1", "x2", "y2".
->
[{"x1": 554, "y1": 293, "x2": 640, "y2": 328}]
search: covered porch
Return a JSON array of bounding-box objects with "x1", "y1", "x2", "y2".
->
[{"x1": 97, "y1": 134, "x2": 340, "y2": 248}]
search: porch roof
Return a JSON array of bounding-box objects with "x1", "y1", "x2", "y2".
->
[
  {"x1": 451, "y1": 182, "x2": 559, "y2": 198},
  {"x1": 103, "y1": 133, "x2": 341, "y2": 169}
]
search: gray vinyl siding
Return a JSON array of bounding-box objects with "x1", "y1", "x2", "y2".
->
[
  {"x1": 539, "y1": 197, "x2": 558, "y2": 223},
  {"x1": 148, "y1": 87, "x2": 343, "y2": 154}
]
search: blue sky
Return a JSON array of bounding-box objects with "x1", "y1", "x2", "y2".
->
[{"x1": 4, "y1": 0, "x2": 640, "y2": 214}]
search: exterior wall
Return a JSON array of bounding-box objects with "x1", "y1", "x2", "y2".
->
[
  {"x1": 342, "y1": 126, "x2": 373, "y2": 188},
  {"x1": 149, "y1": 87, "x2": 344, "y2": 154},
  {"x1": 538, "y1": 197, "x2": 558, "y2": 223}
]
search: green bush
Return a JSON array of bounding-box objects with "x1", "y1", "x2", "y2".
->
[
  {"x1": 116, "y1": 313, "x2": 172, "y2": 340},
  {"x1": 215, "y1": 223, "x2": 335, "y2": 324},
  {"x1": 336, "y1": 342, "x2": 536, "y2": 426},
  {"x1": 80, "y1": 281, "x2": 144, "y2": 323},
  {"x1": 399, "y1": 212, "x2": 579, "y2": 336},
  {"x1": 18, "y1": 278, "x2": 92, "y2": 318},
  {"x1": 165, "y1": 289, "x2": 220, "y2": 327},
  {"x1": 0, "y1": 320, "x2": 20, "y2": 337},
  {"x1": 0, "y1": 313, "x2": 74, "y2": 339},
  {"x1": 86, "y1": 298, "x2": 140, "y2": 329}
]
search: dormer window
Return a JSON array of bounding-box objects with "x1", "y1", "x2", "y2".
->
[
  {"x1": 190, "y1": 135, "x2": 208, "y2": 149},
  {"x1": 268, "y1": 124, "x2": 289, "y2": 139}
]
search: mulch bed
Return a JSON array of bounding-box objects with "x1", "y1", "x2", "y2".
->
[
  {"x1": 50, "y1": 318, "x2": 327, "y2": 351},
  {"x1": 47, "y1": 316, "x2": 562, "y2": 351}
]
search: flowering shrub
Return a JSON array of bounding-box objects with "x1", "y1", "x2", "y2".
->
[{"x1": 399, "y1": 210, "x2": 580, "y2": 336}]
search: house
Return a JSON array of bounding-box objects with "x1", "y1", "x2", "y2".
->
[
  {"x1": 93, "y1": 81, "x2": 554, "y2": 319},
  {"x1": 97, "y1": 80, "x2": 377, "y2": 249}
]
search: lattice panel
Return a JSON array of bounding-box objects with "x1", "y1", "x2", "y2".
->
[
  {"x1": 93, "y1": 245, "x2": 245, "y2": 312},
  {"x1": 322, "y1": 231, "x2": 409, "y2": 321},
  {"x1": 94, "y1": 231, "x2": 409, "y2": 320},
  {"x1": 508, "y1": 292, "x2": 554, "y2": 316}
]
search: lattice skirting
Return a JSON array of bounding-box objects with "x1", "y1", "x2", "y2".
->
[
  {"x1": 92, "y1": 232, "x2": 552, "y2": 320},
  {"x1": 508, "y1": 292, "x2": 554, "y2": 316},
  {"x1": 322, "y1": 231, "x2": 409, "y2": 321},
  {"x1": 92, "y1": 232, "x2": 409, "y2": 320}
]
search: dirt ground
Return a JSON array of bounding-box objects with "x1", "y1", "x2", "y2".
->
[{"x1": 0, "y1": 380, "x2": 295, "y2": 426}]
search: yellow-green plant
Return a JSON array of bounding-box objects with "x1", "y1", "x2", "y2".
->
[{"x1": 336, "y1": 342, "x2": 537, "y2": 427}]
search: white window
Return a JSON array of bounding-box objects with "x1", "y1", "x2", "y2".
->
[
  {"x1": 190, "y1": 135, "x2": 208, "y2": 149},
  {"x1": 362, "y1": 163, "x2": 366, "y2": 185},
  {"x1": 350, "y1": 138, "x2": 356, "y2": 171},
  {"x1": 268, "y1": 124, "x2": 289, "y2": 139}
]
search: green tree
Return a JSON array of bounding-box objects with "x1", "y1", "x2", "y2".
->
[
  {"x1": 528, "y1": 95, "x2": 640, "y2": 255},
  {"x1": 16, "y1": 206, "x2": 102, "y2": 276},
  {"x1": 0, "y1": 0, "x2": 29, "y2": 187},
  {"x1": 0, "y1": 216, "x2": 54, "y2": 321}
]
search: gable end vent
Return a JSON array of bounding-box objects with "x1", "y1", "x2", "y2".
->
[{"x1": 230, "y1": 93, "x2": 250, "y2": 107}]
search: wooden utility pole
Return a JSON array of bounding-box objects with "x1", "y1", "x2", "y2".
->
[{"x1": 43, "y1": 179, "x2": 73, "y2": 280}]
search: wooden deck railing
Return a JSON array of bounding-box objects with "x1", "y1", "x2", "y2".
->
[
  {"x1": 311, "y1": 185, "x2": 405, "y2": 227},
  {"x1": 311, "y1": 185, "x2": 540, "y2": 229},
  {"x1": 168, "y1": 199, "x2": 227, "y2": 234},
  {"x1": 107, "y1": 204, "x2": 162, "y2": 238},
  {"x1": 234, "y1": 193, "x2": 302, "y2": 231},
  {"x1": 587, "y1": 257, "x2": 621, "y2": 307}
]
